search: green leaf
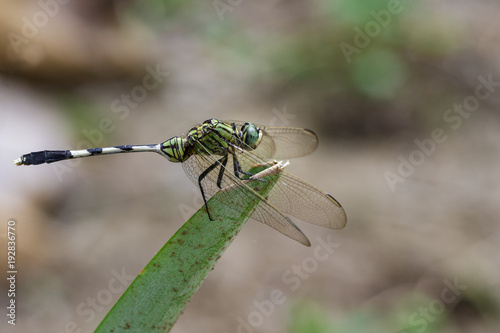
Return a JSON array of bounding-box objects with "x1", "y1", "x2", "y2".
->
[{"x1": 95, "y1": 164, "x2": 283, "y2": 332}]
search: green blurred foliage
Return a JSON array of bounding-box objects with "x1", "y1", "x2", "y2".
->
[
  {"x1": 288, "y1": 301, "x2": 337, "y2": 333},
  {"x1": 142, "y1": 0, "x2": 465, "y2": 138},
  {"x1": 58, "y1": 95, "x2": 101, "y2": 139},
  {"x1": 131, "y1": 0, "x2": 195, "y2": 21},
  {"x1": 258, "y1": 0, "x2": 466, "y2": 137},
  {"x1": 118, "y1": 0, "x2": 470, "y2": 138},
  {"x1": 286, "y1": 289, "x2": 498, "y2": 333},
  {"x1": 351, "y1": 49, "x2": 407, "y2": 99},
  {"x1": 329, "y1": 0, "x2": 398, "y2": 25}
]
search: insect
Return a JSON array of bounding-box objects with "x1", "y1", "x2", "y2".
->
[{"x1": 15, "y1": 119, "x2": 346, "y2": 246}]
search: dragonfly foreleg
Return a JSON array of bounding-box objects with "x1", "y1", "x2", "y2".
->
[
  {"x1": 219, "y1": 160, "x2": 288, "y2": 193},
  {"x1": 232, "y1": 152, "x2": 266, "y2": 184},
  {"x1": 232, "y1": 152, "x2": 257, "y2": 178}
]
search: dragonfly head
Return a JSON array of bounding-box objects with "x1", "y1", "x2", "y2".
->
[
  {"x1": 240, "y1": 122, "x2": 263, "y2": 149},
  {"x1": 160, "y1": 137, "x2": 190, "y2": 162}
]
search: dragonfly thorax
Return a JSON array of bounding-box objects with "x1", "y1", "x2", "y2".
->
[
  {"x1": 189, "y1": 119, "x2": 263, "y2": 153},
  {"x1": 160, "y1": 119, "x2": 263, "y2": 163}
]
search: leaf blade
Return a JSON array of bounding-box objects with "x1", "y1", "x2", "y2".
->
[{"x1": 95, "y1": 164, "x2": 284, "y2": 332}]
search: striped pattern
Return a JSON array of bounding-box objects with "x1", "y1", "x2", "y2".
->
[{"x1": 15, "y1": 144, "x2": 160, "y2": 165}]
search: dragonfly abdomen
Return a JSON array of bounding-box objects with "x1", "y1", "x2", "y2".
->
[
  {"x1": 160, "y1": 137, "x2": 191, "y2": 163},
  {"x1": 15, "y1": 150, "x2": 73, "y2": 165},
  {"x1": 14, "y1": 144, "x2": 160, "y2": 166}
]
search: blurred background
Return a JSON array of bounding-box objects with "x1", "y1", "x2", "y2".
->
[{"x1": 1, "y1": 0, "x2": 500, "y2": 332}]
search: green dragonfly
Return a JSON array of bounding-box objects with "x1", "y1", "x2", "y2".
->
[{"x1": 14, "y1": 119, "x2": 346, "y2": 246}]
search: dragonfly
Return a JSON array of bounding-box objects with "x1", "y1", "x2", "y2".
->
[{"x1": 14, "y1": 119, "x2": 346, "y2": 246}]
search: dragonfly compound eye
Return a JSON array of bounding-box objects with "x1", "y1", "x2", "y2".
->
[
  {"x1": 160, "y1": 137, "x2": 189, "y2": 162},
  {"x1": 241, "y1": 122, "x2": 263, "y2": 149}
]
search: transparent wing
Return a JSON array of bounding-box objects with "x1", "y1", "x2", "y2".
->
[
  {"x1": 229, "y1": 143, "x2": 347, "y2": 230},
  {"x1": 225, "y1": 120, "x2": 319, "y2": 159},
  {"x1": 264, "y1": 172, "x2": 346, "y2": 229},
  {"x1": 181, "y1": 144, "x2": 311, "y2": 246}
]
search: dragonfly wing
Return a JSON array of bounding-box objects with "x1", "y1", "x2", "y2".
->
[
  {"x1": 258, "y1": 126, "x2": 318, "y2": 159},
  {"x1": 224, "y1": 120, "x2": 319, "y2": 159},
  {"x1": 266, "y1": 171, "x2": 347, "y2": 229},
  {"x1": 181, "y1": 145, "x2": 311, "y2": 246},
  {"x1": 250, "y1": 201, "x2": 311, "y2": 246},
  {"x1": 232, "y1": 144, "x2": 347, "y2": 229}
]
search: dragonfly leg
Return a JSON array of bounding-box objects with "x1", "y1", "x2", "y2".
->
[
  {"x1": 232, "y1": 153, "x2": 251, "y2": 178},
  {"x1": 216, "y1": 155, "x2": 228, "y2": 189},
  {"x1": 198, "y1": 156, "x2": 226, "y2": 221},
  {"x1": 232, "y1": 153, "x2": 266, "y2": 183}
]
